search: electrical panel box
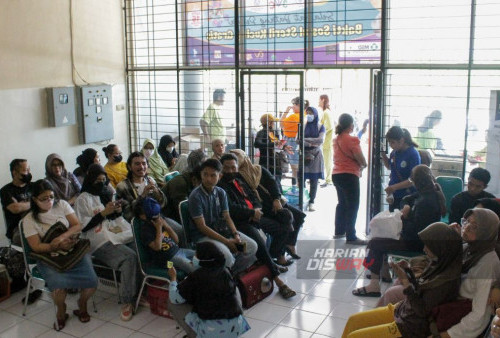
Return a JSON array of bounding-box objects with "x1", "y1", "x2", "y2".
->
[
  {"x1": 46, "y1": 87, "x2": 76, "y2": 127},
  {"x1": 76, "y1": 85, "x2": 114, "y2": 144}
]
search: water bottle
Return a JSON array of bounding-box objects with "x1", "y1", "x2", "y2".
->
[{"x1": 386, "y1": 194, "x2": 394, "y2": 205}]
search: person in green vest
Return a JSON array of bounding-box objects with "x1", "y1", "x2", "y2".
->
[{"x1": 415, "y1": 110, "x2": 442, "y2": 150}]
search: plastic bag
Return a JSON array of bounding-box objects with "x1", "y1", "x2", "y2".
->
[{"x1": 368, "y1": 210, "x2": 402, "y2": 240}]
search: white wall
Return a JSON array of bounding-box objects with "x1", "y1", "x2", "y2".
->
[{"x1": 0, "y1": 0, "x2": 128, "y2": 244}]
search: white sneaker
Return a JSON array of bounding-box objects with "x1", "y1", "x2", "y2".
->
[
  {"x1": 120, "y1": 303, "x2": 133, "y2": 321},
  {"x1": 308, "y1": 203, "x2": 316, "y2": 212}
]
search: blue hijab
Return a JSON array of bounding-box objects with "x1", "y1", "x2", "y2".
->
[{"x1": 304, "y1": 107, "x2": 325, "y2": 138}]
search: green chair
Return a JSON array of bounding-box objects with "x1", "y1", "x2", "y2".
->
[
  {"x1": 178, "y1": 200, "x2": 195, "y2": 249},
  {"x1": 131, "y1": 217, "x2": 170, "y2": 313},
  {"x1": 436, "y1": 176, "x2": 464, "y2": 223}
]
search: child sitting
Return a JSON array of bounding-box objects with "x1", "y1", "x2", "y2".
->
[
  {"x1": 168, "y1": 241, "x2": 250, "y2": 338},
  {"x1": 135, "y1": 197, "x2": 196, "y2": 273}
]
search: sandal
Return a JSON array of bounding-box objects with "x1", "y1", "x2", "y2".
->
[
  {"x1": 352, "y1": 286, "x2": 381, "y2": 297},
  {"x1": 275, "y1": 258, "x2": 294, "y2": 267},
  {"x1": 278, "y1": 284, "x2": 296, "y2": 299},
  {"x1": 54, "y1": 313, "x2": 69, "y2": 331},
  {"x1": 73, "y1": 309, "x2": 91, "y2": 323},
  {"x1": 277, "y1": 265, "x2": 288, "y2": 273}
]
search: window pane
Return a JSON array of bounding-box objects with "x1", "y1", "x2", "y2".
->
[{"x1": 474, "y1": 0, "x2": 500, "y2": 64}]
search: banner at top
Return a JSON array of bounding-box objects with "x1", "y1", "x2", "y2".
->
[{"x1": 185, "y1": 0, "x2": 381, "y2": 66}]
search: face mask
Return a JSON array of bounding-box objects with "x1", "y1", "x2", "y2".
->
[
  {"x1": 143, "y1": 149, "x2": 153, "y2": 159},
  {"x1": 166, "y1": 147, "x2": 174, "y2": 153},
  {"x1": 222, "y1": 172, "x2": 237, "y2": 181},
  {"x1": 91, "y1": 181, "x2": 107, "y2": 195},
  {"x1": 20, "y1": 173, "x2": 32, "y2": 184},
  {"x1": 307, "y1": 115, "x2": 314, "y2": 123},
  {"x1": 193, "y1": 256, "x2": 200, "y2": 270},
  {"x1": 113, "y1": 155, "x2": 123, "y2": 163}
]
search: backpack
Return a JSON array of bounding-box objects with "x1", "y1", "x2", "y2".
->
[{"x1": 0, "y1": 247, "x2": 27, "y2": 293}]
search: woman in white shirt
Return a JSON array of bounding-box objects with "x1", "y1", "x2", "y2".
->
[
  {"x1": 74, "y1": 164, "x2": 137, "y2": 322},
  {"x1": 443, "y1": 208, "x2": 500, "y2": 337},
  {"x1": 22, "y1": 179, "x2": 98, "y2": 330}
]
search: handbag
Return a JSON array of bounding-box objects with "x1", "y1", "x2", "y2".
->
[
  {"x1": 29, "y1": 222, "x2": 90, "y2": 272},
  {"x1": 236, "y1": 263, "x2": 274, "y2": 308},
  {"x1": 102, "y1": 216, "x2": 133, "y2": 245},
  {"x1": 304, "y1": 150, "x2": 316, "y2": 166}
]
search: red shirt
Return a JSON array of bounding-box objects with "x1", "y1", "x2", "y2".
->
[{"x1": 332, "y1": 132, "x2": 363, "y2": 177}]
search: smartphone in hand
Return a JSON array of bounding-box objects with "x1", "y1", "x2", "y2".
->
[{"x1": 70, "y1": 232, "x2": 81, "y2": 241}]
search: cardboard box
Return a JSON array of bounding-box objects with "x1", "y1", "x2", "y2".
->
[{"x1": 177, "y1": 134, "x2": 205, "y2": 154}]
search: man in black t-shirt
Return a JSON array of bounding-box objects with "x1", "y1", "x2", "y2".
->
[
  {"x1": 1, "y1": 159, "x2": 33, "y2": 245},
  {"x1": 449, "y1": 167, "x2": 495, "y2": 224}
]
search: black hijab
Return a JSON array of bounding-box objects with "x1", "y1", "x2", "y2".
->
[
  {"x1": 158, "y1": 135, "x2": 178, "y2": 167},
  {"x1": 81, "y1": 164, "x2": 113, "y2": 205}
]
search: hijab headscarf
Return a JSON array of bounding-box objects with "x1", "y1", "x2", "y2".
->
[
  {"x1": 411, "y1": 164, "x2": 447, "y2": 216},
  {"x1": 81, "y1": 164, "x2": 113, "y2": 205},
  {"x1": 172, "y1": 153, "x2": 189, "y2": 173},
  {"x1": 304, "y1": 107, "x2": 325, "y2": 140},
  {"x1": 186, "y1": 149, "x2": 206, "y2": 173},
  {"x1": 141, "y1": 138, "x2": 169, "y2": 183},
  {"x1": 417, "y1": 222, "x2": 463, "y2": 290},
  {"x1": 462, "y1": 208, "x2": 500, "y2": 273},
  {"x1": 45, "y1": 153, "x2": 79, "y2": 201},
  {"x1": 230, "y1": 149, "x2": 262, "y2": 200},
  {"x1": 158, "y1": 135, "x2": 178, "y2": 167}
]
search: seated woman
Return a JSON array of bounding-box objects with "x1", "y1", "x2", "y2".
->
[
  {"x1": 474, "y1": 198, "x2": 500, "y2": 259},
  {"x1": 441, "y1": 208, "x2": 500, "y2": 337},
  {"x1": 158, "y1": 135, "x2": 179, "y2": 170},
  {"x1": 22, "y1": 179, "x2": 98, "y2": 330},
  {"x1": 343, "y1": 222, "x2": 462, "y2": 338},
  {"x1": 73, "y1": 148, "x2": 100, "y2": 185},
  {"x1": 73, "y1": 164, "x2": 138, "y2": 322},
  {"x1": 230, "y1": 149, "x2": 306, "y2": 260},
  {"x1": 45, "y1": 153, "x2": 81, "y2": 206},
  {"x1": 354, "y1": 164, "x2": 445, "y2": 297},
  {"x1": 141, "y1": 138, "x2": 169, "y2": 187},
  {"x1": 102, "y1": 144, "x2": 128, "y2": 188},
  {"x1": 168, "y1": 241, "x2": 251, "y2": 338},
  {"x1": 134, "y1": 197, "x2": 196, "y2": 273}
]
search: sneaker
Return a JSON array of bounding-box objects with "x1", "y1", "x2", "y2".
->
[
  {"x1": 320, "y1": 182, "x2": 332, "y2": 188},
  {"x1": 346, "y1": 238, "x2": 368, "y2": 245},
  {"x1": 308, "y1": 203, "x2": 316, "y2": 212},
  {"x1": 121, "y1": 304, "x2": 133, "y2": 321}
]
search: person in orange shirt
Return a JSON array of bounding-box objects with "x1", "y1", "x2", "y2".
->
[{"x1": 279, "y1": 97, "x2": 308, "y2": 186}]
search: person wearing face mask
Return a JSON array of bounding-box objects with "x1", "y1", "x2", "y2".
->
[
  {"x1": 73, "y1": 164, "x2": 138, "y2": 321},
  {"x1": 141, "y1": 138, "x2": 169, "y2": 187},
  {"x1": 303, "y1": 106, "x2": 325, "y2": 212},
  {"x1": 158, "y1": 134, "x2": 179, "y2": 169},
  {"x1": 1, "y1": 159, "x2": 34, "y2": 245},
  {"x1": 134, "y1": 197, "x2": 196, "y2": 273},
  {"x1": 22, "y1": 179, "x2": 98, "y2": 330},
  {"x1": 168, "y1": 241, "x2": 251, "y2": 338},
  {"x1": 102, "y1": 144, "x2": 128, "y2": 188},
  {"x1": 45, "y1": 153, "x2": 81, "y2": 206}
]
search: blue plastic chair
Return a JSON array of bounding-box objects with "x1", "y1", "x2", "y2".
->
[{"x1": 436, "y1": 176, "x2": 464, "y2": 223}]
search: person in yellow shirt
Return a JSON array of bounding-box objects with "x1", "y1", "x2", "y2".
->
[
  {"x1": 102, "y1": 144, "x2": 128, "y2": 188},
  {"x1": 200, "y1": 89, "x2": 226, "y2": 152},
  {"x1": 319, "y1": 95, "x2": 335, "y2": 187}
]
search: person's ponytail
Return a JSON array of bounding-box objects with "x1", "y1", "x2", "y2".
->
[{"x1": 402, "y1": 128, "x2": 419, "y2": 148}]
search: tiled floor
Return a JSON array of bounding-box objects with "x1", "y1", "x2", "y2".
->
[{"x1": 0, "y1": 180, "x2": 379, "y2": 337}]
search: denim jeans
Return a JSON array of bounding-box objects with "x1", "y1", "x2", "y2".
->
[
  {"x1": 93, "y1": 241, "x2": 138, "y2": 304},
  {"x1": 170, "y1": 248, "x2": 196, "y2": 273},
  {"x1": 332, "y1": 173, "x2": 360, "y2": 241}
]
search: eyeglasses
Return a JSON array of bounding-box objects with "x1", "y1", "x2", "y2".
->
[
  {"x1": 461, "y1": 218, "x2": 478, "y2": 231},
  {"x1": 37, "y1": 194, "x2": 55, "y2": 202}
]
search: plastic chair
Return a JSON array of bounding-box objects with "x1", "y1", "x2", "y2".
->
[
  {"x1": 178, "y1": 200, "x2": 195, "y2": 249},
  {"x1": 91, "y1": 257, "x2": 121, "y2": 303},
  {"x1": 165, "y1": 171, "x2": 180, "y2": 183},
  {"x1": 131, "y1": 217, "x2": 170, "y2": 313},
  {"x1": 436, "y1": 176, "x2": 464, "y2": 223}
]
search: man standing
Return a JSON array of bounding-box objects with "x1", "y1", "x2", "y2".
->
[
  {"x1": 1, "y1": 159, "x2": 33, "y2": 245},
  {"x1": 200, "y1": 89, "x2": 226, "y2": 146}
]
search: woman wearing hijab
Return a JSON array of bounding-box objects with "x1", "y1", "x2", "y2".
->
[
  {"x1": 73, "y1": 164, "x2": 137, "y2": 322},
  {"x1": 45, "y1": 153, "x2": 81, "y2": 206},
  {"x1": 73, "y1": 148, "x2": 100, "y2": 185},
  {"x1": 303, "y1": 106, "x2": 325, "y2": 211},
  {"x1": 254, "y1": 113, "x2": 282, "y2": 176},
  {"x1": 343, "y1": 222, "x2": 463, "y2": 338},
  {"x1": 354, "y1": 164, "x2": 446, "y2": 297},
  {"x1": 230, "y1": 149, "x2": 306, "y2": 260},
  {"x1": 442, "y1": 208, "x2": 500, "y2": 337},
  {"x1": 172, "y1": 153, "x2": 188, "y2": 173},
  {"x1": 141, "y1": 138, "x2": 169, "y2": 187},
  {"x1": 168, "y1": 241, "x2": 251, "y2": 338},
  {"x1": 158, "y1": 135, "x2": 179, "y2": 169}
]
